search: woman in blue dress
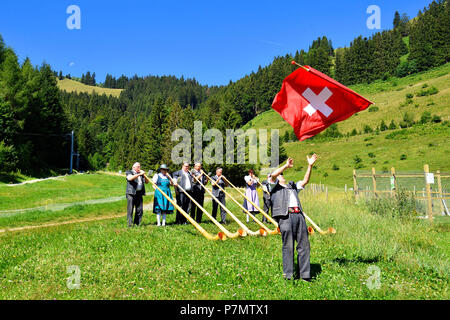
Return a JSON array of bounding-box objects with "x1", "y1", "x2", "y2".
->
[{"x1": 152, "y1": 164, "x2": 174, "y2": 226}]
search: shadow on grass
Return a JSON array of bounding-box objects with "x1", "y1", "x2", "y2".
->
[
  {"x1": 332, "y1": 256, "x2": 390, "y2": 265},
  {"x1": 292, "y1": 263, "x2": 322, "y2": 281},
  {"x1": 0, "y1": 172, "x2": 22, "y2": 184},
  {"x1": 0, "y1": 169, "x2": 69, "y2": 184},
  {"x1": 310, "y1": 263, "x2": 322, "y2": 279}
]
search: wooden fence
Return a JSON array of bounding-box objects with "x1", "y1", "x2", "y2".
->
[{"x1": 353, "y1": 165, "x2": 450, "y2": 221}]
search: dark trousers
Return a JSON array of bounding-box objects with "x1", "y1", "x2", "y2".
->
[
  {"x1": 277, "y1": 213, "x2": 311, "y2": 279},
  {"x1": 175, "y1": 191, "x2": 191, "y2": 224},
  {"x1": 263, "y1": 197, "x2": 272, "y2": 223},
  {"x1": 127, "y1": 193, "x2": 144, "y2": 227},
  {"x1": 212, "y1": 194, "x2": 226, "y2": 223},
  {"x1": 191, "y1": 189, "x2": 205, "y2": 223}
]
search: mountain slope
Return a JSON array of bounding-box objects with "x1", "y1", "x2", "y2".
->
[
  {"x1": 57, "y1": 78, "x2": 123, "y2": 97},
  {"x1": 242, "y1": 63, "x2": 450, "y2": 187}
]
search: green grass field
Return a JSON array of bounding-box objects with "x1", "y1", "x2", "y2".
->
[
  {"x1": 57, "y1": 78, "x2": 123, "y2": 97},
  {"x1": 0, "y1": 173, "x2": 448, "y2": 299},
  {"x1": 1, "y1": 63, "x2": 449, "y2": 300}
]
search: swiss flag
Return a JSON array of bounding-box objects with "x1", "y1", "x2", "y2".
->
[{"x1": 272, "y1": 64, "x2": 373, "y2": 141}]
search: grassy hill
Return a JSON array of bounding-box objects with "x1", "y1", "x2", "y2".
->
[
  {"x1": 243, "y1": 63, "x2": 450, "y2": 187},
  {"x1": 0, "y1": 173, "x2": 448, "y2": 299},
  {"x1": 57, "y1": 78, "x2": 123, "y2": 97}
]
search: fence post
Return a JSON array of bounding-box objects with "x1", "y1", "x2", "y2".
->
[
  {"x1": 353, "y1": 169, "x2": 359, "y2": 200},
  {"x1": 437, "y1": 170, "x2": 444, "y2": 215},
  {"x1": 372, "y1": 167, "x2": 377, "y2": 198},
  {"x1": 424, "y1": 164, "x2": 433, "y2": 222},
  {"x1": 391, "y1": 167, "x2": 398, "y2": 197}
]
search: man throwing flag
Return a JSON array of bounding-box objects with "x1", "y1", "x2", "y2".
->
[
  {"x1": 269, "y1": 155, "x2": 317, "y2": 281},
  {"x1": 272, "y1": 63, "x2": 373, "y2": 141}
]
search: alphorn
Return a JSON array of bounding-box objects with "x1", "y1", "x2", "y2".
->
[
  {"x1": 256, "y1": 179, "x2": 270, "y2": 196},
  {"x1": 225, "y1": 175, "x2": 334, "y2": 236},
  {"x1": 303, "y1": 212, "x2": 336, "y2": 235},
  {"x1": 168, "y1": 174, "x2": 244, "y2": 239},
  {"x1": 202, "y1": 172, "x2": 278, "y2": 236},
  {"x1": 192, "y1": 173, "x2": 262, "y2": 236},
  {"x1": 221, "y1": 175, "x2": 279, "y2": 228},
  {"x1": 148, "y1": 174, "x2": 226, "y2": 241}
]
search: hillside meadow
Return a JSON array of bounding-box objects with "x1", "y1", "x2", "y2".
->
[
  {"x1": 57, "y1": 78, "x2": 123, "y2": 98},
  {"x1": 243, "y1": 63, "x2": 450, "y2": 188}
]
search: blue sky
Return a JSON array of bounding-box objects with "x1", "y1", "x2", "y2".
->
[{"x1": 0, "y1": 0, "x2": 433, "y2": 86}]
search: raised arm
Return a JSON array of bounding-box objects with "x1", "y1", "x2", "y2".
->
[
  {"x1": 269, "y1": 158, "x2": 294, "y2": 183},
  {"x1": 127, "y1": 171, "x2": 144, "y2": 182},
  {"x1": 297, "y1": 154, "x2": 318, "y2": 189}
]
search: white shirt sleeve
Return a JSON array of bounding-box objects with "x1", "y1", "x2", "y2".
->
[
  {"x1": 152, "y1": 174, "x2": 159, "y2": 184},
  {"x1": 244, "y1": 175, "x2": 251, "y2": 183},
  {"x1": 296, "y1": 181, "x2": 305, "y2": 191}
]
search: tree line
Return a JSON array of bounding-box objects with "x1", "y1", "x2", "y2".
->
[{"x1": 0, "y1": 35, "x2": 68, "y2": 176}]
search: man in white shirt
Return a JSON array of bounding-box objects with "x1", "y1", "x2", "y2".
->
[
  {"x1": 125, "y1": 162, "x2": 149, "y2": 227},
  {"x1": 268, "y1": 154, "x2": 318, "y2": 281},
  {"x1": 173, "y1": 163, "x2": 193, "y2": 225}
]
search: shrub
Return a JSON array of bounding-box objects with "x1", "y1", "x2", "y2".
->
[
  {"x1": 399, "y1": 121, "x2": 409, "y2": 128},
  {"x1": 385, "y1": 129, "x2": 409, "y2": 140},
  {"x1": 283, "y1": 131, "x2": 290, "y2": 143},
  {"x1": 396, "y1": 60, "x2": 418, "y2": 77},
  {"x1": 405, "y1": 93, "x2": 414, "y2": 99},
  {"x1": 290, "y1": 131, "x2": 297, "y2": 141},
  {"x1": 388, "y1": 120, "x2": 397, "y2": 130},
  {"x1": 0, "y1": 141, "x2": 18, "y2": 173},
  {"x1": 401, "y1": 112, "x2": 415, "y2": 127},
  {"x1": 432, "y1": 115, "x2": 442, "y2": 123},
  {"x1": 400, "y1": 154, "x2": 407, "y2": 160},
  {"x1": 368, "y1": 152, "x2": 376, "y2": 158},
  {"x1": 323, "y1": 123, "x2": 343, "y2": 139},
  {"x1": 420, "y1": 111, "x2": 432, "y2": 124},
  {"x1": 365, "y1": 189, "x2": 417, "y2": 217},
  {"x1": 380, "y1": 120, "x2": 388, "y2": 131},
  {"x1": 363, "y1": 125, "x2": 373, "y2": 134},
  {"x1": 332, "y1": 164, "x2": 340, "y2": 171},
  {"x1": 368, "y1": 106, "x2": 379, "y2": 112},
  {"x1": 354, "y1": 155, "x2": 364, "y2": 169},
  {"x1": 416, "y1": 86, "x2": 439, "y2": 97}
]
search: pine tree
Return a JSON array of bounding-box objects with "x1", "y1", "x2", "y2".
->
[
  {"x1": 161, "y1": 100, "x2": 184, "y2": 165},
  {"x1": 393, "y1": 11, "x2": 401, "y2": 29}
]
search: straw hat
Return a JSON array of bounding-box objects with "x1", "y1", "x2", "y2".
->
[{"x1": 159, "y1": 164, "x2": 169, "y2": 171}]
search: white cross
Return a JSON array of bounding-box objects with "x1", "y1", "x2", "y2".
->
[{"x1": 302, "y1": 87, "x2": 334, "y2": 117}]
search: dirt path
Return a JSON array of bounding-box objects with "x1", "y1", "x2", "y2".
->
[
  {"x1": 0, "y1": 202, "x2": 155, "y2": 234},
  {"x1": 3, "y1": 175, "x2": 69, "y2": 186},
  {"x1": 0, "y1": 214, "x2": 124, "y2": 234}
]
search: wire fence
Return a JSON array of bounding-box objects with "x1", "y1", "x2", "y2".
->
[{"x1": 353, "y1": 165, "x2": 450, "y2": 218}]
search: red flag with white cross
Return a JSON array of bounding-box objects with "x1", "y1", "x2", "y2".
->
[{"x1": 272, "y1": 63, "x2": 373, "y2": 141}]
